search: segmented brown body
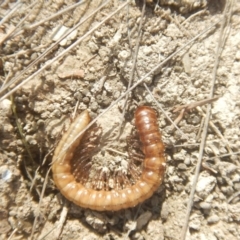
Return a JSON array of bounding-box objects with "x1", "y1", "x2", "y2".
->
[{"x1": 52, "y1": 106, "x2": 165, "y2": 211}]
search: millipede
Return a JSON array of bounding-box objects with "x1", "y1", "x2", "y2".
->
[{"x1": 52, "y1": 106, "x2": 166, "y2": 211}]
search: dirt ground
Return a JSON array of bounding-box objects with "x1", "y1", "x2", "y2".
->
[{"x1": 0, "y1": 0, "x2": 240, "y2": 239}]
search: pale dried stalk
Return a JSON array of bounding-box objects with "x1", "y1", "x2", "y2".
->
[
  {"x1": 207, "y1": 151, "x2": 240, "y2": 161},
  {"x1": 173, "y1": 97, "x2": 219, "y2": 112},
  {"x1": 0, "y1": 1, "x2": 22, "y2": 27},
  {"x1": 0, "y1": 12, "x2": 30, "y2": 45},
  {"x1": 51, "y1": 203, "x2": 69, "y2": 239},
  {"x1": 30, "y1": 168, "x2": 51, "y2": 239},
  {"x1": 0, "y1": 1, "x2": 42, "y2": 45},
  {"x1": 7, "y1": 228, "x2": 18, "y2": 240}
]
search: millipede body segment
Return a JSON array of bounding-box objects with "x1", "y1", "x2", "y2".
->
[{"x1": 52, "y1": 106, "x2": 165, "y2": 211}]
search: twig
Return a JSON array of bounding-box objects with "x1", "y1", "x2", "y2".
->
[
  {"x1": 0, "y1": 1, "x2": 21, "y2": 27},
  {"x1": 2, "y1": 44, "x2": 48, "y2": 59},
  {"x1": 51, "y1": 202, "x2": 69, "y2": 239},
  {"x1": 0, "y1": 12, "x2": 29, "y2": 45},
  {"x1": 171, "y1": 97, "x2": 219, "y2": 128},
  {"x1": 7, "y1": 228, "x2": 18, "y2": 240},
  {"x1": 181, "y1": 9, "x2": 207, "y2": 25},
  {"x1": 30, "y1": 168, "x2": 51, "y2": 239},
  {"x1": 30, "y1": 149, "x2": 54, "y2": 192},
  {"x1": 228, "y1": 190, "x2": 240, "y2": 204},
  {"x1": 105, "y1": 147, "x2": 128, "y2": 157},
  {"x1": 207, "y1": 151, "x2": 240, "y2": 161},
  {"x1": 172, "y1": 97, "x2": 219, "y2": 113},
  {"x1": 173, "y1": 13, "x2": 193, "y2": 38}
]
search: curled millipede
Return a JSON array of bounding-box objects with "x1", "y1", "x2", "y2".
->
[{"x1": 52, "y1": 106, "x2": 165, "y2": 211}]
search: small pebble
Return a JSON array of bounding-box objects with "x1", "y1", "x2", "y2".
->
[
  {"x1": 88, "y1": 41, "x2": 99, "y2": 53},
  {"x1": 23, "y1": 59, "x2": 30, "y2": 66},
  {"x1": 90, "y1": 102, "x2": 98, "y2": 112},
  {"x1": 16, "y1": 140, "x2": 23, "y2": 146},
  {"x1": 84, "y1": 210, "x2": 106, "y2": 233},
  {"x1": 161, "y1": 201, "x2": 169, "y2": 221},
  {"x1": 136, "y1": 211, "x2": 152, "y2": 230},
  {"x1": 41, "y1": 111, "x2": 51, "y2": 119},
  {"x1": 191, "y1": 115, "x2": 201, "y2": 124},
  {"x1": 235, "y1": 50, "x2": 240, "y2": 60},
  {"x1": 101, "y1": 96, "x2": 111, "y2": 107},
  {"x1": 25, "y1": 135, "x2": 37, "y2": 145},
  {"x1": 143, "y1": 46, "x2": 153, "y2": 55},
  {"x1": 207, "y1": 215, "x2": 219, "y2": 224},
  {"x1": 74, "y1": 92, "x2": 83, "y2": 101},
  {"x1": 178, "y1": 163, "x2": 187, "y2": 170},
  {"x1": 83, "y1": 97, "x2": 90, "y2": 104},
  {"x1": 0, "y1": 219, "x2": 11, "y2": 234},
  {"x1": 82, "y1": 89, "x2": 90, "y2": 96},
  {"x1": 53, "y1": 109, "x2": 62, "y2": 118},
  {"x1": 0, "y1": 99, "x2": 12, "y2": 117},
  {"x1": 196, "y1": 173, "x2": 217, "y2": 199},
  {"x1": 31, "y1": 52, "x2": 38, "y2": 60},
  {"x1": 173, "y1": 149, "x2": 187, "y2": 161},
  {"x1": 184, "y1": 155, "x2": 191, "y2": 165},
  {"x1": 96, "y1": 95, "x2": 102, "y2": 104},
  {"x1": 113, "y1": 91, "x2": 120, "y2": 99},
  {"x1": 118, "y1": 50, "x2": 130, "y2": 60},
  {"x1": 132, "y1": 232, "x2": 144, "y2": 240},
  {"x1": 234, "y1": 182, "x2": 240, "y2": 191},
  {"x1": 199, "y1": 202, "x2": 211, "y2": 210},
  {"x1": 221, "y1": 186, "x2": 234, "y2": 196},
  {"x1": 189, "y1": 219, "x2": 201, "y2": 231},
  {"x1": 1, "y1": 168, "x2": 12, "y2": 182}
]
